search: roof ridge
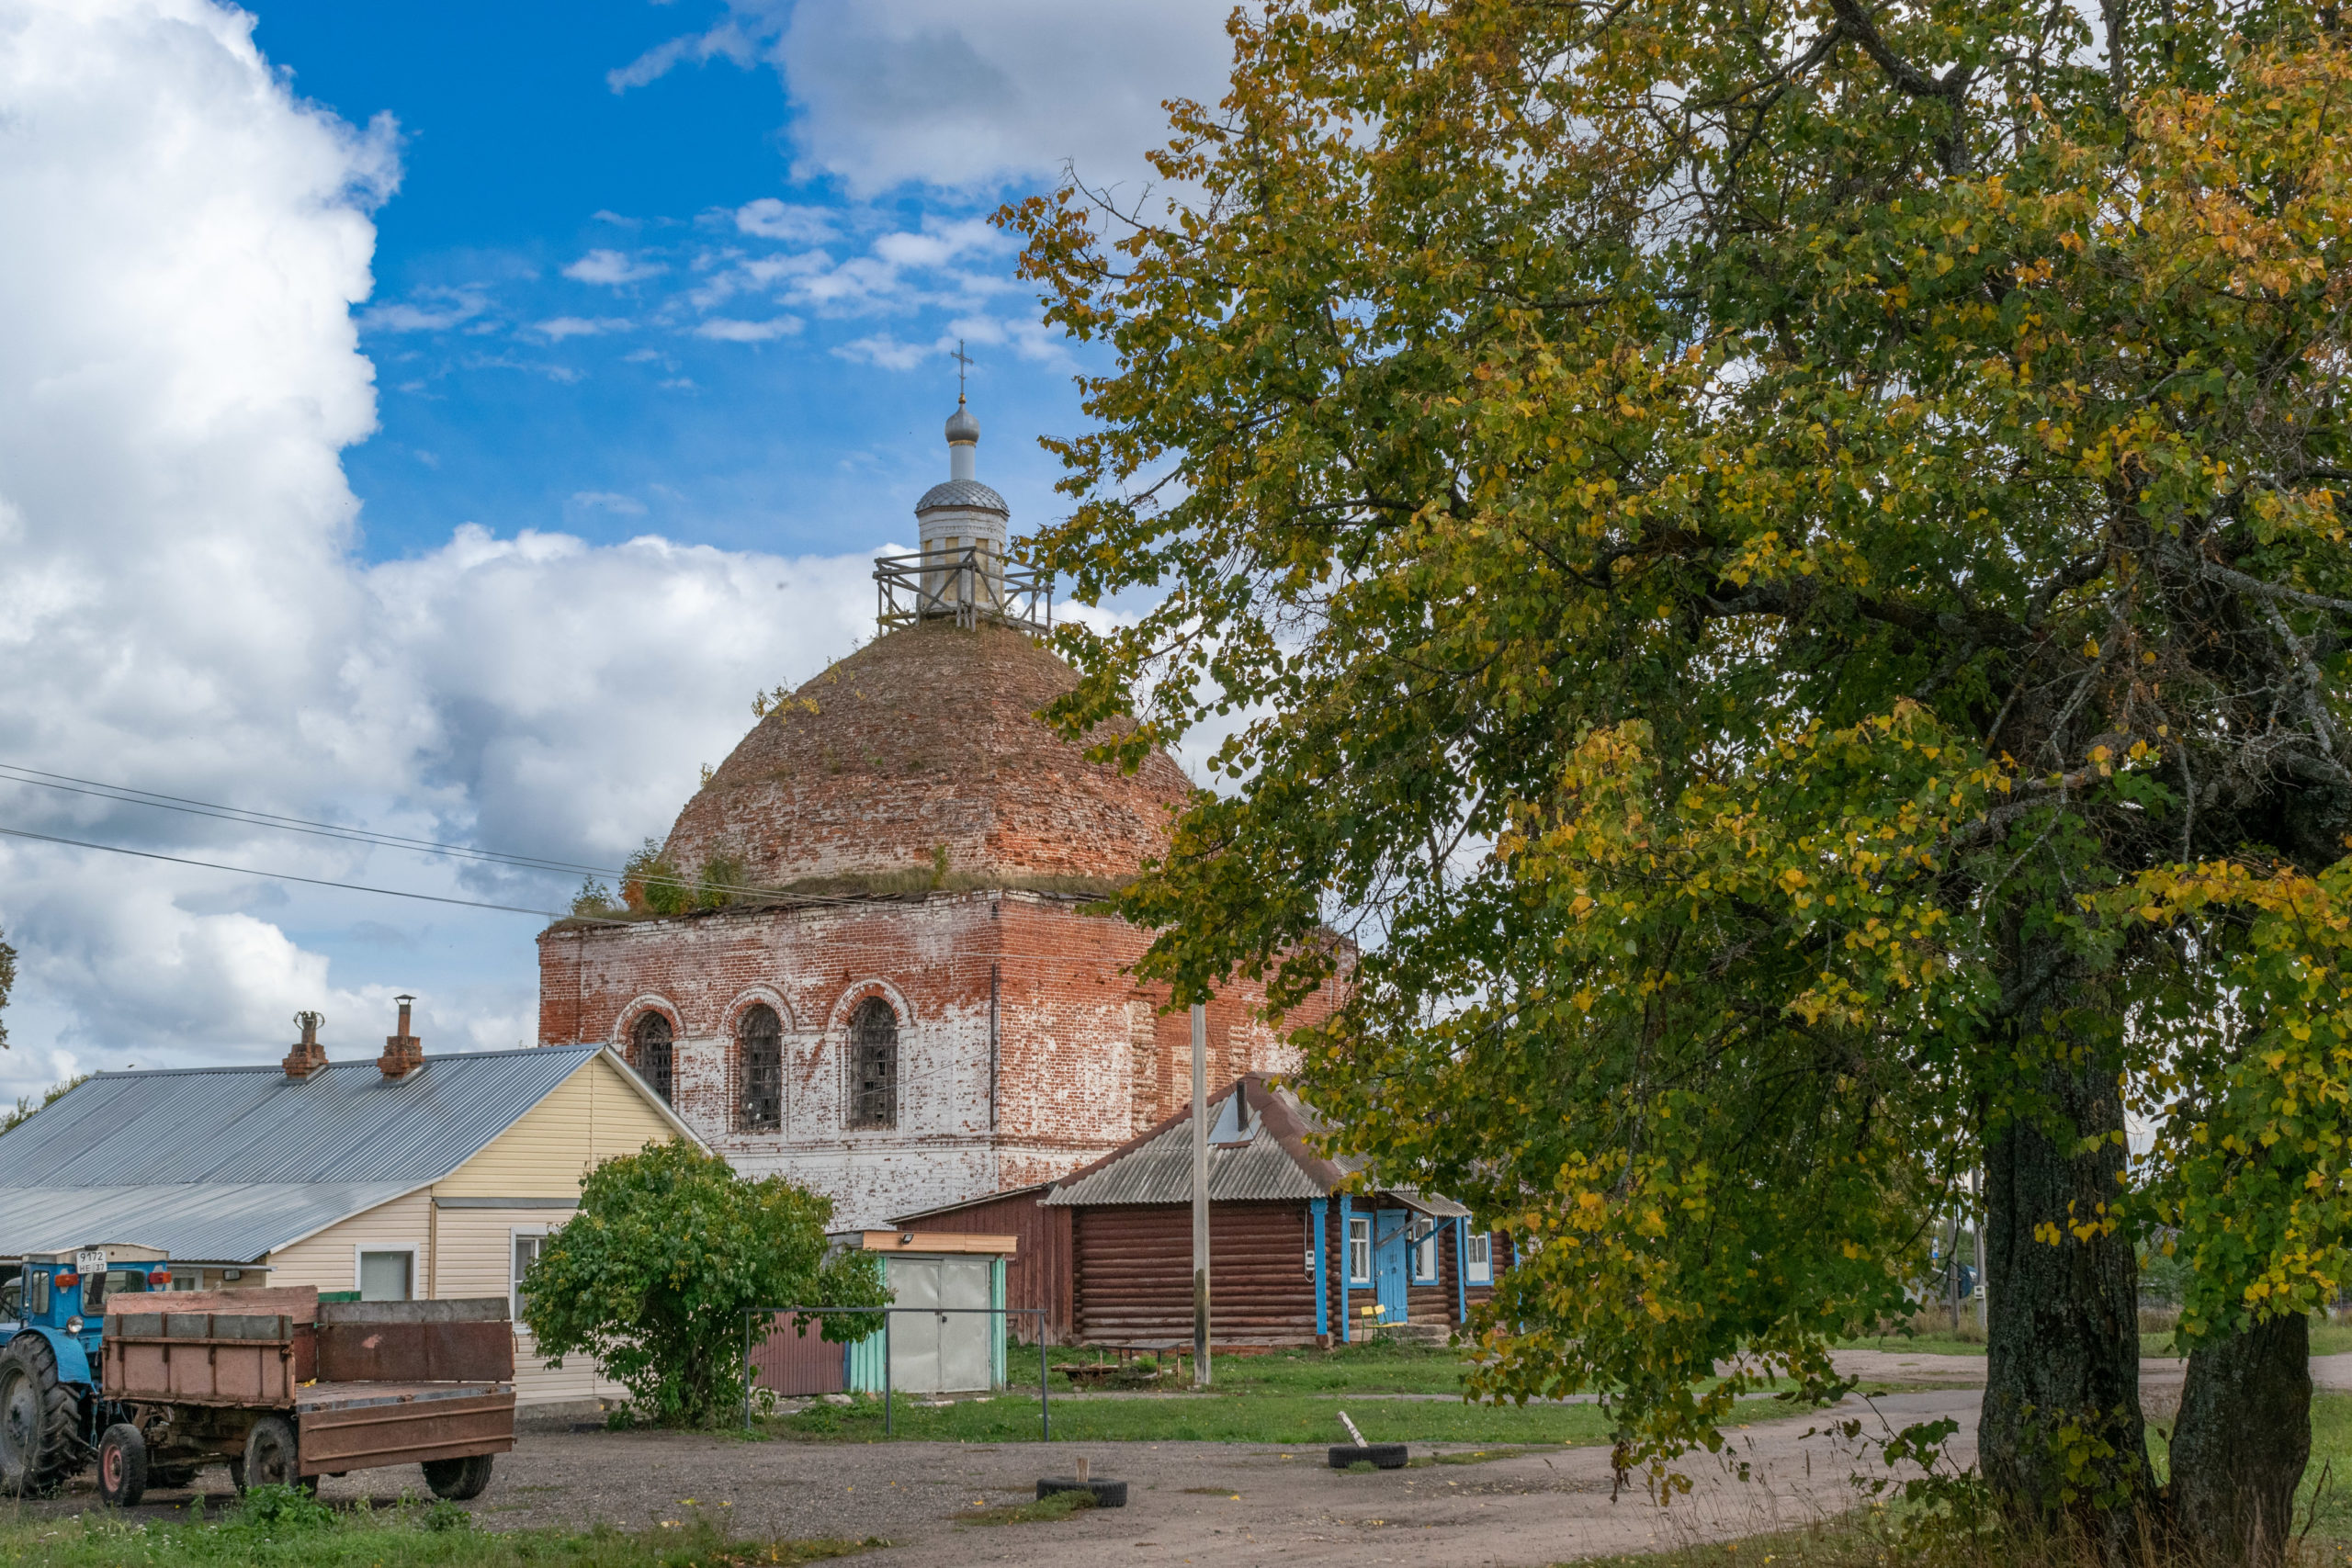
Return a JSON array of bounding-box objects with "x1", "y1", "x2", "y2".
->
[{"x1": 87, "y1": 1042, "x2": 597, "y2": 1079}]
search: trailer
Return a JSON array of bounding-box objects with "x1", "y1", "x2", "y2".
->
[{"x1": 94, "y1": 1286, "x2": 514, "y2": 1507}]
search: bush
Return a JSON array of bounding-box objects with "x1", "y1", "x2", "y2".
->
[{"x1": 520, "y1": 1141, "x2": 887, "y2": 1427}]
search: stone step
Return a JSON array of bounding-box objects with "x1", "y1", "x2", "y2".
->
[{"x1": 1373, "y1": 1322, "x2": 1453, "y2": 1348}]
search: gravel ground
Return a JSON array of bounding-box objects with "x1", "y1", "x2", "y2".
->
[{"x1": 30, "y1": 1390, "x2": 1981, "y2": 1568}]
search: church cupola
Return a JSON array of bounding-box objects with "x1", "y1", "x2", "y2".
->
[{"x1": 876, "y1": 359, "x2": 1049, "y2": 633}]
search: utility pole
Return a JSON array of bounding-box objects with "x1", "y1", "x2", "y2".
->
[
  {"x1": 1192, "y1": 1000, "x2": 1212, "y2": 1389},
  {"x1": 1973, "y1": 1167, "x2": 1989, "y2": 1334}
]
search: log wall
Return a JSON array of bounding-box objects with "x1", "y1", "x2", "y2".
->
[{"x1": 1072, "y1": 1201, "x2": 1317, "y2": 1346}]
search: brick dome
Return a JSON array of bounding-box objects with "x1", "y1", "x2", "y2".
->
[{"x1": 661, "y1": 621, "x2": 1194, "y2": 892}]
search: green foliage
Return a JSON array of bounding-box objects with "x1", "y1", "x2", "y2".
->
[
  {"x1": 520, "y1": 1140, "x2": 887, "y2": 1427},
  {"x1": 235, "y1": 1484, "x2": 339, "y2": 1532},
  {"x1": 1002, "y1": 0, "x2": 2352, "y2": 1508},
  {"x1": 0, "y1": 921, "x2": 13, "y2": 1050},
  {"x1": 1, "y1": 1072, "x2": 90, "y2": 1136},
  {"x1": 621, "y1": 840, "x2": 691, "y2": 917},
  {"x1": 0, "y1": 1507, "x2": 876, "y2": 1567},
  {"x1": 571, "y1": 879, "x2": 616, "y2": 918}
]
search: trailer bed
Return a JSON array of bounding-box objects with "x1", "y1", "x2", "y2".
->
[{"x1": 294, "y1": 1382, "x2": 514, "y2": 1476}]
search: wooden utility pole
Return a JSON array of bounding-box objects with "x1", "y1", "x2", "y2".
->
[{"x1": 1192, "y1": 1001, "x2": 1212, "y2": 1388}]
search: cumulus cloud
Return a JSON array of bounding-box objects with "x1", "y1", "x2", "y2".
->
[
  {"x1": 533, "y1": 315, "x2": 632, "y2": 340},
  {"x1": 692, "y1": 315, "x2": 804, "y2": 343},
  {"x1": 616, "y1": 0, "x2": 1236, "y2": 196},
  {"x1": 0, "y1": 0, "x2": 886, "y2": 1088},
  {"x1": 733, "y1": 198, "x2": 834, "y2": 243},
  {"x1": 562, "y1": 248, "x2": 665, "y2": 286}
]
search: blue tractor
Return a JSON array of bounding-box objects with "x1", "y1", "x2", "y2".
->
[{"x1": 0, "y1": 1244, "x2": 173, "y2": 1495}]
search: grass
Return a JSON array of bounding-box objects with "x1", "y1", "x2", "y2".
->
[
  {"x1": 1839, "y1": 1311, "x2": 2352, "y2": 1361},
  {"x1": 0, "y1": 1493, "x2": 878, "y2": 1567},
  {"x1": 765, "y1": 1339, "x2": 1904, "y2": 1448},
  {"x1": 953, "y1": 1492, "x2": 1097, "y2": 1528}
]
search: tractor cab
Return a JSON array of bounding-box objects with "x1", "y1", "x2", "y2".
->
[{"x1": 1, "y1": 1245, "x2": 171, "y2": 1360}]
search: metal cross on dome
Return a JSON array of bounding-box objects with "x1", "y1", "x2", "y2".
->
[{"x1": 951, "y1": 338, "x2": 973, "y2": 397}]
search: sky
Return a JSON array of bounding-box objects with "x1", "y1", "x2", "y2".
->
[{"x1": 0, "y1": 0, "x2": 1235, "y2": 1092}]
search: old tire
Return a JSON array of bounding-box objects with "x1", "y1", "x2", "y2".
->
[
  {"x1": 96, "y1": 1424, "x2": 147, "y2": 1508},
  {"x1": 1035, "y1": 1477, "x2": 1127, "y2": 1507},
  {"x1": 422, "y1": 1453, "x2": 494, "y2": 1501},
  {"x1": 0, "y1": 1334, "x2": 84, "y2": 1496},
  {"x1": 239, "y1": 1416, "x2": 313, "y2": 1494},
  {"x1": 1329, "y1": 1443, "x2": 1408, "y2": 1470},
  {"x1": 148, "y1": 1464, "x2": 199, "y2": 1492}
]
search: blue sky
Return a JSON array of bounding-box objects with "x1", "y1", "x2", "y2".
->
[
  {"x1": 257, "y1": 0, "x2": 1130, "y2": 562},
  {"x1": 0, "y1": 0, "x2": 1231, "y2": 1083}
]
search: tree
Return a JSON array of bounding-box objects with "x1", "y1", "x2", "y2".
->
[
  {"x1": 0, "y1": 1075, "x2": 89, "y2": 1137},
  {"x1": 0, "y1": 922, "x2": 14, "y2": 1050},
  {"x1": 519, "y1": 1141, "x2": 886, "y2": 1426},
  {"x1": 1006, "y1": 2, "x2": 2352, "y2": 1557}
]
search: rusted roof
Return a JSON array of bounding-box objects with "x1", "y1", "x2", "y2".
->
[
  {"x1": 661, "y1": 621, "x2": 1193, "y2": 890},
  {"x1": 1042, "y1": 1075, "x2": 1475, "y2": 1213}
]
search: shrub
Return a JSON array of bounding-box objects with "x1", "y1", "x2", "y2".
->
[{"x1": 520, "y1": 1141, "x2": 887, "y2": 1427}]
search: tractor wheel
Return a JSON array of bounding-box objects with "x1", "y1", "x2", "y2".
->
[
  {"x1": 0, "y1": 1335, "x2": 84, "y2": 1496},
  {"x1": 422, "y1": 1453, "x2": 494, "y2": 1500},
  {"x1": 96, "y1": 1424, "x2": 147, "y2": 1508},
  {"x1": 238, "y1": 1416, "x2": 314, "y2": 1495}
]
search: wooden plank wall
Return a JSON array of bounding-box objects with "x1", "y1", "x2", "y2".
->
[
  {"x1": 896, "y1": 1190, "x2": 1071, "y2": 1342},
  {"x1": 1072, "y1": 1201, "x2": 1317, "y2": 1346}
]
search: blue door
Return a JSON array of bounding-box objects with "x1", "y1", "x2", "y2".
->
[{"x1": 1373, "y1": 1209, "x2": 1412, "y2": 1323}]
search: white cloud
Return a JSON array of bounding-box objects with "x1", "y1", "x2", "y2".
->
[
  {"x1": 693, "y1": 315, "x2": 803, "y2": 342},
  {"x1": 361, "y1": 286, "x2": 487, "y2": 333},
  {"x1": 832, "y1": 333, "x2": 934, "y2": 371},
  {"x1": 0, "y1": 0, "x2": 888, "y2": 1089},
  {"x1": 561, "y1": 248, "x2": 665, "y2": 287},
  {"x1": 734, "y1": 198, "x2": 834, "y2": 243},
  {"x1": 614, "y1": 1, "x2": 1236, "y2": 197},
  {"x1": 533, "y1": 315, "x2": 632, "y2": 340}
]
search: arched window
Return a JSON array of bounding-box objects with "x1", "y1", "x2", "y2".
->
[
  {"x1": 631, "y1": 1011, "x2": 673, "y2": 1105},
  {"x1": 739, "y1": 1004, "x2": 783, "y2": 1133},
  {"x1": 847, "y1": 998, "x2": 897, "y2": 1131}
]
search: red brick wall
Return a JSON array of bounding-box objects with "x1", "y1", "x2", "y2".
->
[{"x1": 537, "y1": 891, "x2": 1326, "y2": 1227}]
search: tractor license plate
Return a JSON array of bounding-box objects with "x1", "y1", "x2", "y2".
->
[{"x1": 75, "y1": 1249, "x2": 106, "y2": 1275}]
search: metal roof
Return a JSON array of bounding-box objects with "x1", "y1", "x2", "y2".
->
[
  {"x1": 1045, "y1": 1122, "x2": 1326, "y2": 1206},
  {"x1": 915, "y1": 479, "x2": 1008, "y2": 515},
  {"x1": 0, "y1": 1045, "x2": 607, "y2": 1262}
]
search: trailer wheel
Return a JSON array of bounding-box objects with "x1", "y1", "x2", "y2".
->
[
  {"x1": 96, "y1": 1424, "x2": 147, "y2": 1508},
  {"x1": 0, "y1": 1334, "x2": 83, "y2": 1496},
  {"x1": 422, "y1": 1453, "x2": 494, "y2": 1501},
  {"x1": 1327, "y1": 1442, "x2": 1408, "y2": 1470},
  {"x1": 239, "y1": 1416, "x2": 314, "y2": 1495}
]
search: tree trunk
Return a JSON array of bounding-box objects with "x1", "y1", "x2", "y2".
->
[
  {"x1": 1979, "y1": 976, "x2": 2152, "y2": 1556},
  {"x1": 2167, "y1": 1313, "x2": 2310, "y2": 1568}
]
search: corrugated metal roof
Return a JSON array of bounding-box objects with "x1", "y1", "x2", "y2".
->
[
  {"x1": 0, "y1": 1183, "x2": 418, "y2": 1265},
  {"x1": 0, "y1": 1045, "x2": 605, "y2": 1261},
  {"x1": 1045, "y1": 1122, "x2": 1325, "y2": 1206}
]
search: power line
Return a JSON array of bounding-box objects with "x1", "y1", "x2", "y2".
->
[
  {"x1": 0, "y1": 761, "x2": 869, "y2": 908},
  {"x1": 0, "y1": 824, "x2": 621, "y2": 923}
]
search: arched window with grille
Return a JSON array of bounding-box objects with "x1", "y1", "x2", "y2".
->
[
  {"x1": 847, "y1": 998, "x2": 897, "y2": 1131},
  {"x1": 738, "y1": 1004, "x2": 783, "y2": 1133},
  {"x1": 631, "y1": 1011, "x2": 673, "y2": 1105}
]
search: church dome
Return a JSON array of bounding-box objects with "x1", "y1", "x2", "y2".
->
[
  {"x1": 915, "y1": 478, "x2": 1008, "y2": 515},
  {"x1": 661, "y1": 621, "x2": 1194, "y2": 894}
]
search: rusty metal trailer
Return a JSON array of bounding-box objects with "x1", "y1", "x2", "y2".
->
[{"x1": 96, "y1": 1286, "x2": 514, "y2": 1507}]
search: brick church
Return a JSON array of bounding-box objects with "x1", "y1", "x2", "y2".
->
[{"x1": 536, "y1": 397, "x2": 1317, "y2": 1226}]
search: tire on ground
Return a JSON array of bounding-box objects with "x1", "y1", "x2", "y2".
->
[
  {"x1": 422, "y1": 1453, "x2": 494, "y2": 1501},
  {"x1": 97, "y1": 1423, "x2": 147, "y2": 1508},
  {"x1": 1035, "y1": 1477, "x2": 1128, "y2": 1507},
  {"x1": 0, "y1": 1333, "x2": 85, "y2": 1496},
  {"x1": 147, "y1": 1465, "x2": 199, "y2": 1492},
  {"x1": 1328, "y1": 1443, "x2": 1408, "y2": 1470},
  {"x1": 239, "y1": 1416, "x2": 314, "y2": 1494}
]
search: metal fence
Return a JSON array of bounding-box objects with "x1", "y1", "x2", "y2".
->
[{"x1": 741, "y1": 1305, "x2": 1050, "y2": 1439}]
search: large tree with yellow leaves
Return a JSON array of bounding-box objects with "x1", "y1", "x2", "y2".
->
[{"x1": 1009, "y1": 2, "x2": 2352, "y2": 1559}]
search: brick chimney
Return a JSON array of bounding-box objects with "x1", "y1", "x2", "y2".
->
[
  {"x1": 379, "y1": 995, "x2": 424, "y2": 1079},
  {"x1": 281, "y1": 1010, "x2": 327, "y2": 1080}
]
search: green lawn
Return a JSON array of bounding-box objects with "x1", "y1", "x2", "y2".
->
[
  {"x1": 0, "y1": 1493, "x2": 874, "y2": 1568},
  {"x1": 764, "y1": 1339, "x2": 1905, "y2": 1448}
]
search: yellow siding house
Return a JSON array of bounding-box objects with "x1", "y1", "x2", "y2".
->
[{"x1": 0, "y1": 1028, "x2": 693, "y2": 1407}]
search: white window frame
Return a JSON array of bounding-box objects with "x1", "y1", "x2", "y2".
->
[
  {"x1": 353, "y1": 1245, "x2": 420, "y2": 1303},
  {"x1": 1465, "y1": 1231, "x2": 1493, "y2": 1286},
  {"x1": 1347, "y1": 1215, "x2": 1372, "y2": 1285},
  {"x1": 1412, "y1": 1219, "x2": 1439, "y2": 1283},
  {"x1": 510, "y1": 1227, "x2": 551, "y2": 1332}
]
